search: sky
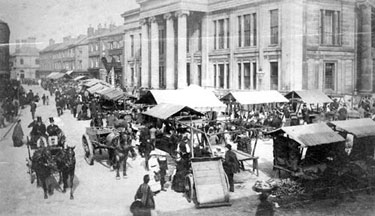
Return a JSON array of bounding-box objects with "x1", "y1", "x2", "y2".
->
[{"x1": 0, "y1": 0, "x2": 139, "y2": 52}]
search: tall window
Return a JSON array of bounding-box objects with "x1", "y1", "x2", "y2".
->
[
  {"x1": 214, "y1": 21, "x2": 217, "y2": 50},
  {"x1": 159, "y1": 66, "x2": 165, "y2": 88},
  {"x1": 226, "y1": 18, "x2": 230, "y2": 49},
  {"x1": 219, "y1": 64, "x2": 224, "y2": 88},
  {"x1": 270, "y1": 62, "x2": 279, "y2": 90},
  {"x1": 244, "y1": 63, "x2": 251, "y2": 89},
  {"x1": 138, "y1": 66, "x2": 142, "y2": 87},
  {"x1": 198, "y1": 65, "x2": 202, "y2": 86},
  {"x1": 130, "y1": 35, "x2": 134, "y2": 57},
  {"x1": 139, "y1": 33, "x2": 142, "y2": 57},
  {"x1": 219, "y1": 19, "x2": 225, "y2": 49},
  {"x1": 238, "y1": 16, "x2": 242, "y2": 47},
  {"x1": 244, "y1": 15, "x2": 251, "y2": 46},
  {"x1": 324, "y1": 62, "x2": 335, "y2": 90},
  {"x1": 187, "y1": 63, "x2": 191, "y2": 86},
  {"x1": 226, "y1": 63, "x2": 230, "y2": 89},
  {"x1": 20, "y1": 59, "x2": 24, "y2": 65},
  {"x1": 198, "y1": 22, "x2": 202, "y2": 51},
  {"x1": 372, "y1": 8, "x2": 375, "y2": 47},
  {"x1": 321, "y1": 10, "x2": 341, "y2": 45},
  {"x1": 252, "y1": 13, "x2": 257, "y2": 46},
  {"x1": 252, "y1": 62, "x2": 257, "y2": 90},
  {"x1": 238, "y1": 63, "x2": 242, "y2": 89},
  {"x1": 159, "y1": 28, "x2": 165, "y2": 56},
  {"x1": 270, "y1": 9, "x2": 279, "y2": 45},
  {"x1": 214, "y1": 65, "x2": 217, "y2": 88},
  {"x1": 35, "y1": 59, "x2": 39, "y2": 65}
]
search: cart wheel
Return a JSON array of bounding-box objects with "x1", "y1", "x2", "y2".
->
[
  {"x1": 82, "y1": 135, "x2": 94, "y2": 165},
  {"x1": 185, "y1": 174, "x2": 195, "y2": 203}
]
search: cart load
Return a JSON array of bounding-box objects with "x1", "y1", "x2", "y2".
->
[{"x1": 185, "y1": 157, "x2": 231, "y2": 208}]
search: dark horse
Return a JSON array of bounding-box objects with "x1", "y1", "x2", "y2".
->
[
  {"x1": 112, "y1": 131, "x2": 134, "y2": 179},
  {"x1": 31, "y1": 147, "x2": 57, "y2": 199},
  {"x1": 55, "y1": 146, "x2": 76, "y2": 199}
]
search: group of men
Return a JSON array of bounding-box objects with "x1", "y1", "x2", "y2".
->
[{"x1": 28, "y1": 116, "x2": 63, "y2": 148}]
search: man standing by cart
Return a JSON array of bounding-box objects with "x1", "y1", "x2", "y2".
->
[{"x1": 223, "y1": 144, "x2": 240, "y2": 192}]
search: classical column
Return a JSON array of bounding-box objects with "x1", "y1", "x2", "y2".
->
[
  {"x1": 359, "y1": 3, "x2": 373, "y2": 92},
  {"x1": 140, "y1": 18, "x2": 149, "y2": 87},
  {"x1": 164, "y1": 13, "x2": 175, "y2": 89},
  {"x1": 201, "y1": 14, "x2": 209, "y2": 87},
  {"x1": 150, "y1": 16, "x2": 159, "y2": 89},
  {"x1": 176, "y1": 10, "x2": 189, "y2": 89}
]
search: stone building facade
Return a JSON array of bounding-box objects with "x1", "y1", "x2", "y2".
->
[
  {"x1": 39, "y1": 35, "x2": 89, "y2": 78},
  {"x1": 120, "y1": 0, "x2": 373, "y2": 94},
  {"x1": 87, "y1": 24, "x2": 125, "y2": 86},
  {"x1": 10, "y1": 37, "x2": 40, "y2": 80}
]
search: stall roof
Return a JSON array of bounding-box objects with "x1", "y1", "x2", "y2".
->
[
  {"x1": 328, "y1": 118, "x2": 375, "y2": 138},
  {"x1": 73, "y1": 75, "x2": 87, "y2": 81},
  {"x1": 46, "y1": 72, "x2": 66, "y2": 80},
  {"x1": 284, "y1": 90, "x2": 333, "y2": 104},
  {"x1": 221, "y1": 90, "x2": 288, "y2": 104},
  {"x1": 271, "y1": 123, "x2": 345, "y2": 147},
  {"x1": 87, "y1": 84, "x2": 109, "y2": 94},
  {"x1": 136, "y1": 85, "x2": 226, "y2": 112},
  {"x1": 104, "y1": 89, "x2": 124, "y2": 100},
  {"x1": 143, "y1": 103, "x2": 203, "y2": 120},
  {"x1": 82, "y1": 79, "x2": 111, "y2": 87}
]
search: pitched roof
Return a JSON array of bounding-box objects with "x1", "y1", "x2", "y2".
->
[
  {"x1": 285, "y1": 90, "x2": 333, "y2": 104},
  {"x1": 221, "y1": 90, "x2": 288, "y2": 105},
  {"x1": 328, "y1": 118, "x2": 375, "y2": 138},
  {"x1": 143, "y1": 103, "x2": 203, "y2": 120}
]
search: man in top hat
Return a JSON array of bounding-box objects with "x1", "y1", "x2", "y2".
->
[
  {"x1": 223, "y1": 144, "x2": 240, "y2": 192},
  {"x1": 46, "y1": 117, "x2": 62, "y2": 146},
  {"x1": 30, "y1": 116, "x2": 47, "y2": 147}
]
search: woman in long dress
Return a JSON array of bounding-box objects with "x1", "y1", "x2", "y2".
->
[{"x1": 12, "y1": 119, "x2": 24, "y2": 147}]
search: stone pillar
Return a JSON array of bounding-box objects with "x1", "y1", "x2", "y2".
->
[
  {"x1": 140, "y1": 18, "x2": 149, "y2": 87},
  {"x1": 176, "y1": 10, "x2": 189, "y2": 89},
  {"x1": 359, "y1": 3, "x2": 373, "y2": 92},
  {"x1": 201, "y1": 14, "x2": 210, "y2": 87},
  {"x1": 150, "y1": 16, "x2": 159, "y2": 89},
  {"x1": 164, "y1": 13, "x2": 175, "y2": 89}
]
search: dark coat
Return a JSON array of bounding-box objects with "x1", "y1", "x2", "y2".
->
[
  {"x1": 224, "y1": 150, "x2": 240, "y2": 174},
  {"x1": 12, "y1": 122, "x2": 24, "y2": 147}
]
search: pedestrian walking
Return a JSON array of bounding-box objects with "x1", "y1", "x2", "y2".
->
[
  {"x1": 30, "y1": 100, "x2": 37, "y2": 120},
  {"x1": 132, "y1": 174, "x2": 155, "y2": 216},
  {"x1": 12, "y1": 119, "x2": 24, "y2": 147},
  {"x1": 42, "y1": 94, "x2": 46, "y2": 105},
  {"x1": 46, "y1": 96, "x2": 49, "y2": 105},
  {"x1": 223, "y1": 144, "x2": 240, "y2": 192},
  {"x1": 158, "y1": 155, "x2": 168, "y2": 191}
]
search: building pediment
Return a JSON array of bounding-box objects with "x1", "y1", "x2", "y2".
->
[{"x1": 137, "y1": 0, "x2": 208, "y2": 18}]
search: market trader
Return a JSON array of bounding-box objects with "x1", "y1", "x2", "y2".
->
[{"x1": 223, "y1": 144, "x2": 240, "y2": 192}]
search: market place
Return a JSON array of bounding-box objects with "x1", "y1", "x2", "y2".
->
[{"x1": 1, "y1": 74, "x2": 375, "y2": 215}]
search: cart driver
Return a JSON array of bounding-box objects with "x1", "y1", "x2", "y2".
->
[
  {"x1": 46, "y1": 117, "x2": 62, "y2": 146},
  {"x1": 30, "y1": 116, "x2": 47, "y2": 147}
]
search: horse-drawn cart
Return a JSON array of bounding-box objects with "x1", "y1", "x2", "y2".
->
[{"x1": 81, "y1": 127, "x2": 117, "y2": 165}]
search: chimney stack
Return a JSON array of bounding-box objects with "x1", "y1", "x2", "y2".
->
[
  {"x1": 15, "y1": 39, "x2": 20, "y2": 52},
  {"x1": 87, "y1": 25, "x2": 94, "y2": 37},
  {"x1": 49, "y1": 38, "x2": 55, "y2": 46},
  {"x1": 27, "y1": 37, "x2": 36, "y2": 48},
  {"x1": 63, "y1": 36, "x2": 72, "y2": 43},
  {"x1": 109, "y1": 23, "x2": 116, "y2": 31}
]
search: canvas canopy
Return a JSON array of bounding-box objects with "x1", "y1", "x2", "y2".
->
[
  {"x1": 46, "y1": 72, "x2": 65, "y2": 80},
  {"x1": 136, "y1": 85, "x2": 226, "y2": 112},
  {"x1": 82, "y1": 79, "x2": 111, "y2": 87},
  {"x1": 221, "y1": 90, "x2": 288, "y2": 105},
  {"x1": 143, "y1": 103, "x2": 203, "y2": 120},
  {"x1": 270, "y1": 123, "x2": 345, "y2": 147},
  {"x1": 285, "y1": 90, "x2": 333, "y2": 104},
  {"x1": 73, "y1": 75, "x2": 87, "y2": 81},
  {"x1": 328, "y1": 118, "x2": 375, "y2": 138},
  {"x1": 87, "y1": 84, "x2": 109, "y2": 94}
]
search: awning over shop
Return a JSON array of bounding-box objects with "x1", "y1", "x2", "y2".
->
[
  {"x1": 143, "y1": 103, "x2": 203, "y2": 120},
  {"x1": 328, "y1": 118, "x2": 375, "y2": 138},
  {"x1": 73, "y1": 75, "x2": 88, "y2": 81},
  {"x1": 82, "y1": 79, "x2": 111, "y2": 87},
  {"x1": 46, "y1": 72, "x2": 66, "y2": 80},
  {"x1": 136, "y1": 85, "x2": 226, "y2": 112},
  {"x1": 284, "y1": 90, "x2": 333, "y2": 104},
  {"x1": 87, "y1": 84, "x2": 109, "y2": 94},
  {"x1": 270, "y1": 123, "x2": 345, "y2": 147},
  {"x1": 221, "y1": 90, "x2": 288, "y2": 105}
]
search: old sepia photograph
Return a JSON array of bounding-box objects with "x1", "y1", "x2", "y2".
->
[{"x1": 1, "y1": 0, "x2": 375, "y2": 215}]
